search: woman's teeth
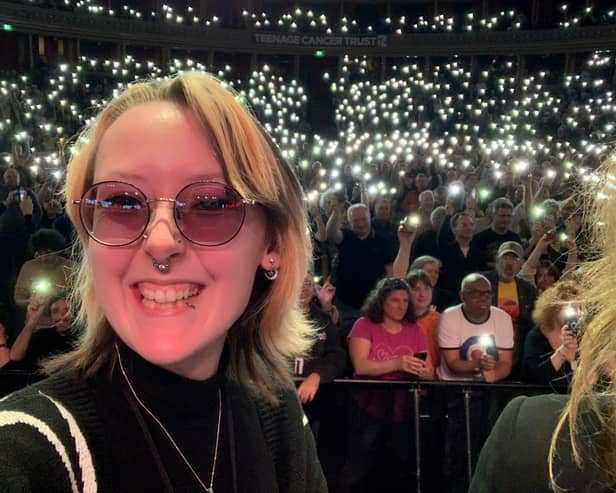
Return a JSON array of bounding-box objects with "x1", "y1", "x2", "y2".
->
[{"x1": 139, "y1": 286, "x2": 200, "y2": 306}]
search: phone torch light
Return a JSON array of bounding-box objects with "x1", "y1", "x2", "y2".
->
[
  {"x1": 448, "y1": 183, "x2": 463, "y2": 197},
  {"x1": 33, "y1": 279, "x2": 51, "y2": 294},
  {"x1": 513, "y1": 160, "x2": 529, "y2": 174},
  {"x1": 562, "y1": 304, "x2": 578, "y2": 322},
  {"x1": 405, "y1": 214, "x2": 421, "y2": 227},
  {"x1": 479, "y1": 334, "x2": 494, "y2": 348},
  {"x1": 532, "y1": 206, "x2": 545, "y2": 219},
  {"x1": 560, "y1": 232, "x2": 569, "y2": 243},
  {"x1": 479, "y1": 188, "x2": 491, "y2": 200}
]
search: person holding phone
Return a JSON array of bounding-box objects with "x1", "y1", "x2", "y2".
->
[
  {"x1": 469, "y1": 161, "x2": 616, "y2": 493},
  {"x1": 0, "y1": 167, "x2": 42, "y2": 230},
  {"x1": 0, "y1": 167, "x2": 43, "y2": 334},
  {"x1": 340, "y1": 278, "x2": 434, "y2": 492},
  {"x1": 0, "y1": 73, "x2": 326, "y2": 492},
  {"x1": 8, "y1": 293, "x2": 77, "y2": 370},
  {"x1": 438, "y1": 273, "x2": 514, "y2": 383},
  {"x1": 521, "y1": 280, "x2": 579, "y2": 384},
  {"x1": 407, "y1": 269, "x2": 441, "y2": 368},
  {"x1": 438, "y1": 273, "x2": 514, "y2": 493},
  {"x1": 348, "y1": 278, "x2": 434, "y2": 382}
]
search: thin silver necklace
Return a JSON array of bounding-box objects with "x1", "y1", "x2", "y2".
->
[{"x1": 116, "y1": 344, "x2": 222, "y2": 493}]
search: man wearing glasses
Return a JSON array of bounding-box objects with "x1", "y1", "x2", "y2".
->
[
  {"x1": 438, "y1": 273, "x2": 513, "y2": 382},
  {"x1": 437, "y1": 273, "x2": 514, "y2": 493}
]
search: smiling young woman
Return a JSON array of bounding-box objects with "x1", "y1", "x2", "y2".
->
[{"x1": 0, "y1": 73, "x2": 326, "y2": 492}]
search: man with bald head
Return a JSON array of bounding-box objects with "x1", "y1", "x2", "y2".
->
[
  {"x1": 438, "y1": 273, "x2": 513, "y2": 382},
  {"x1": 326, "y1": 202, "x2": 397, "y2": 333},
  {"x1": 438, "y1": 273, "x2": 514, "y2": 493}
]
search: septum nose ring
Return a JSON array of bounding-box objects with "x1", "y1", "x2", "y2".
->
[
  {"x1": 141, "y1": 234, "x2": 195, "y2": 308},
  {"x1": 143, "y1": 233, "x2": 179, "y2": 274},
  {"x1": 152, "y1": 259, "x2": 171, "y2": 274}
]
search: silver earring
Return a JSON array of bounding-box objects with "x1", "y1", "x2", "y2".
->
[
  {"x1": 152, "y1": 257, "x2": 171, "y2": 274},
  {"x1": 264, "y1": 257, "x2": 278, "y2": 281}
]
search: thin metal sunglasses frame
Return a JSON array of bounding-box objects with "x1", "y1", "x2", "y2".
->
[{"x1": 71, "y1": 179, "x2": 258, "y2": 247}]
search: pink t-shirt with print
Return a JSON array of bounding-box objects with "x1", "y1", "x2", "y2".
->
[{"x1": 348, "y1": 317, "x2": 429, "y2": 380}]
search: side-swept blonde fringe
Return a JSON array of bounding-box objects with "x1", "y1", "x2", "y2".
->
[
  {"x1": 548, "y1": 154, "x2": 616, "y2": 490},
  {"x1": 46, "y1": 72, "x2": 313, "y2": 403}
]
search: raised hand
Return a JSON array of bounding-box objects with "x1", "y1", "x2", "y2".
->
[{"x1": 315, "y1": 277, "x2": 336, "y2": 308}]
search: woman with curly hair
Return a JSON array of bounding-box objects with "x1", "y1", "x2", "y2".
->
[
  {"x1": 521, "y1": 280, "x2": 580, "y2": 385},
  {"x1": 340, "y1": 277, "x2": 434, "y2": 492}
]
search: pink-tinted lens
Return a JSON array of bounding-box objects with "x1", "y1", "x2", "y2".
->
[
  {"x1": 80, "y1": 182, "x2": 148, "y2": 246},
  {"x1": 175, "y1": 182, "x2": 245, "y2": 246}
]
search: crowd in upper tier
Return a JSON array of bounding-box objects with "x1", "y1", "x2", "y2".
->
[{"x1": 9, "y1": 0, "x2": 616, "y2": 32}]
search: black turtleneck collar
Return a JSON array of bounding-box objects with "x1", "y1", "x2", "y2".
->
[{"x1": 115, "y1": 341, "x2": 226, "y2": 421}]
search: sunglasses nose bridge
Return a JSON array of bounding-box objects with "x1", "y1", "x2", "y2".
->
[{"x1": 143, "y1": 198, "x2": 182, "y2": 238}]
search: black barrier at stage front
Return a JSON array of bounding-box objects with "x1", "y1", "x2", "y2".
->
[{"x1": 300, "y1": 378, "x2": 568, "y2": 493}]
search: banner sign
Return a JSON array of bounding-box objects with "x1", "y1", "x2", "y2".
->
[{"x1": 254, "y1": 32, "x2": 388, "y2": 48}]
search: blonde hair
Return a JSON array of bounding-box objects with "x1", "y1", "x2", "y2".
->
[
  {"x1": 531, "y1": 279, "x2": 579, "y2": 332},
  {"x1": 47, "y1": 72, "x2": 313, "y2": 403},
  {"x1": 549, "y1": 154, "x2": 616, "y2": 489}
]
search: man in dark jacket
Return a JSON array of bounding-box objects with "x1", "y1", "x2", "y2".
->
[
  {"x1": 482, "y1": 241, "x2": 537, "y2": 379},
  {"x1": 438, "y1": 211, "x2": 487, "y2": 294},
  {"x1": 327, "y1": 203, "x2": 396, "y2": 334},
  {"x1": 472, "y1": 198, "x2": 521, "y2": 268}
]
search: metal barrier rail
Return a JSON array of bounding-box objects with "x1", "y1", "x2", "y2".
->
[
  {"x1": 328, "y1": 378, "x2": 567, "y2": 390},
  {"x1": 299, "y1": 377, "x2": 569, "y2": 493}
]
